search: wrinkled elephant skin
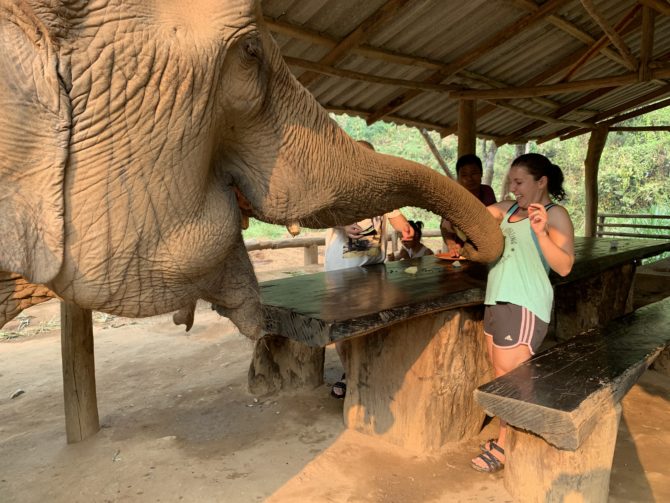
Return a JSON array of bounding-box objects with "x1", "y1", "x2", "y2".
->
[{"x1": 0, "y1": 0, "x2": 503, "y2": 337}]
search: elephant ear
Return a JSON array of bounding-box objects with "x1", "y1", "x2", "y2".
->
[{"x1": 0, "y1": 8, "x2": 70, "y2": 284}]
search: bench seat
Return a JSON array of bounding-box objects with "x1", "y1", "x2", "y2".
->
[{"x1": 475, "y1": 296, "x2": 670, "y2": 502}]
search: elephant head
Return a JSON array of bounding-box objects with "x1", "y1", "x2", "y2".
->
[{"x1": 0, "y1": 0, "x2": 503, "y2": 337}]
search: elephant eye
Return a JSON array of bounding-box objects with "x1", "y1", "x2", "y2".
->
[{"x1": 241, "y1": 35, "x2": 262, "y2": 62}]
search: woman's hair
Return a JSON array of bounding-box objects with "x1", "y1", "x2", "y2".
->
[
  {"x1": 511, "y1": 153, "x2": 567, "y2": 201},
  {"x1": 408, "y1": 220, "x2": 424, "y2": 241}
]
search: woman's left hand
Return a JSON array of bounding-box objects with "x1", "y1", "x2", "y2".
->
[{"x1": 528, "y1": 203, "x2": 549, "y2": 236}]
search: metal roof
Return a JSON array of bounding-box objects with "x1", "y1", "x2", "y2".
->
[{"x1": 262, "y1": 0, "x2": 670, "y2": 144}]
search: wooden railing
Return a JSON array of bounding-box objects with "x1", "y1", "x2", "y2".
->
[
  {"x1": 596, "y1": 213, "x2": 670, "y2": 240},
  {"x1": 244, "y1": 230, "x2": 444, "y2": 266}
]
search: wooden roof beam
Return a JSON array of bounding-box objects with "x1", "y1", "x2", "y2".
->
[
  {"x1": 507, "y1": 0, "x2": 630, "y2": 70},
  {"x1": 442, "y1": 35, "x2": 640, "y2": 140},
  {"x1": 638, "y1": 0, "x2": 670, "y2": 17},
  {"x1": 563, "y1": 4, "x2": 640, "y2": 81},
  {"x1": 364, "y1": 0, "x2": 571, "y2": 125},
  {"x1": 558, "y1": 98, "x2": 670, "y2": 141},
  {"x1": 326, "y1": 106, "x2": 452, "y2": 136},
  {"x1": 639, "y1": 6, "x2": 656, "y2": 81},
  {"x1": 451, "y1": 67, "x2": 670, "y2": 100},
  {"x1": 498, "y1": 87, "x2": 617, "y2": 145},
  {"x1": 580, "y1": 0, "x2": 639, "y2": 71},
  {"x1": 266, "y1": 17, "x2": 561, "y2": 110},
  {"x1": 535, "y1": 84, "x2": 670, "y2": 145},
  {"x1": 284, "y1": 57, "x2": 461, "y2": 93},
  {"x1": 508, "y1": 46, "x2": 670, "y2": 143},
  {"x1": 483, "y1": 100, "x2": 595, "y2": 128},
  {"x1": 535, "y1": 82, "x2": 670, "y2": 143},
  {"x1": 609, "y1": 125, "x2": 670, "y2": 131},
  {"x1": 297, "y1": 0, "x2": 413, "y2": 88}
]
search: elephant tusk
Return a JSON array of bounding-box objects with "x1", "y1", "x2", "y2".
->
[{"x1": 286, "y1": 222, "x2": 301, "y2": 236}]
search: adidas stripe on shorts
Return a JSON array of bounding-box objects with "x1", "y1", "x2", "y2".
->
[{"x1": 483, "y1": 302, "x2": 549, "y2": 355}]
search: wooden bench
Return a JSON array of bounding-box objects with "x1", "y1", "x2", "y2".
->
[{"x1": 475, "y1": 297, "x2": 670, "y2": 503}]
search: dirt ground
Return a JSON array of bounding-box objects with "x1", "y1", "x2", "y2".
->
[{"x1": 1, "y1": 242, "x2": 669, "y2": 502}]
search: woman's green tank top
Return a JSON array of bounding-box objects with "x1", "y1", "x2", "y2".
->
[{"x1": 484, "y1": 203, "x2": 554, "y2": 322}]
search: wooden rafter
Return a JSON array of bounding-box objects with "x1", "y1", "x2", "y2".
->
[
  {"x1": 297, "y1": 0, "x2": 412, "y2": 88},
  {"x1": 638, "y1": 0, "x2": 670, "y2": 17},
  {"x1": 364, "y1": 0, "x2": 571, "y2": 125},
  {"x1": 579, "y1": 0, "x2": 638, "y2": 71},
  {"x1": 440, "y1": 17, "x2": 641, "y2": 138},
  {"x1": 498, "y1": 87, "x2": 616, "y2": 145},
  {"x1": 536, "y1": 89, "x2": 670, "y2": 144},
  {"x1": 325, "y1": 106, "x2": 452, "y2": 135},
  {"x1": 442, "y1": 23, "x2": 636, "y2": 140},
  {"x1": 609, "y1": 126, "x2": 670, "y2": 131},
  {"x1": 560, "y1": 95, "x2": 670, "y2": 140},
  {"x1": 640, "y1": 6, "x2": 656, "y2": 81},
  {"x1": 284, "y1": 57, "x2": 461, "y2": 93},
  {"x1": 267, "y1": 17, "x2": 565, "y2": 110},
  {"x1": 504, "y1": 47, "x2": 670, "y2": 144},
  {"x1": 507, "y1": 0, "x2": 630, "y2": 70},
  {"x1": 483, "y1": 100, "x2": 595, "y2": 128},
  {"x1": 563, "y1": 4, "x2": 640, "y2": 81},
  {"x1": 535, "y1": 84, "x2": 670, "y2": 142},
  {"x1": 451, "y1": 67, "x2": 670, "y2": 100}
]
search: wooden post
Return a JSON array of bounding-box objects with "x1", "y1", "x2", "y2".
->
[
  {"x1": 457, "y1": 99, "x2": 476, "y2": 158},
  {"x1": 504, "y1": 404, "x2": 621, "y2": 503},
  {"x1": 303, "y1": 244, "x2": 319, "y2": 265},
  {"x1": 60, "y1": 302, "x2": 99, "y2": 443},
  {"x1": 248, "y1": 335, "x2": 325, "y2": 395},
  {"x1": 584, "y1": 127, "x2": 609, "y2": 237}
]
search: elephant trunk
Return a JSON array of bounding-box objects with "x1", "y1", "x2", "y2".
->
[
  {"x1": 235, "y1": 27, "x2": 503, "y2": 263},
  {"x1": 252, "y1": 121, "x2": 503, "y2": 263}
]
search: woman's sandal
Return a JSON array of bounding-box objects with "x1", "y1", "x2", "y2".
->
[
  {"x1": 471, "y1": 442, "x2": 505, "y2": 473},
  {"x1": 479, "y1": 439, "x2": 501, "y2": 453},
  {"x1": 331, "y1": 374, "x2": 346, "y2": 399}
]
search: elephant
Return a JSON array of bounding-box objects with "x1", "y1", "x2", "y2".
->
[{"x1": 0, "y1": 0, "x2": 503, "y2": 339}]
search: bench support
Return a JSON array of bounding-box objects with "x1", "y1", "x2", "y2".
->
[
  {"x1": 344, "y1": 306, "x2": 492, "y2": 452},
  {"x1": 505, "y1": 404, "x2": 621, "y2": 503},
  {"x1": 248, "y1": 335, "x2": 324, "y2": 395},
  {"x1": 60, "y1": 302, "x2": 100, "y2": 443}
]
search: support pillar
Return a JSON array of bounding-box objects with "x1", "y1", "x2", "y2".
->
[
  {"x1": 457, "y1": 99, "x2": 477, "y2": 158},
  {"x1": 303, "y1": 244, "x2": 319, "y2": 265},
  {"x1": 248, "y1": 335, "x2": 325, "y2": 395},
  {"x1": 60, "y1": 302, "x2": 99, "y2": 443},
  {"x1": 344, "y1": 306, "x2": 492, "y2": 452},
  {"x1": 584, "y1": 127, "x2": 609, "y2": 237},
  {"x1": 504, "y1": 404, "x2": 621, "y2": 503}
]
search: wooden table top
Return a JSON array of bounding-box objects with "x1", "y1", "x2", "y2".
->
[{"x1": 260, "y1": 237, "x2": 670, "y2": 346}]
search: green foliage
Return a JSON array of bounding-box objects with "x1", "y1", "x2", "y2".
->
[{"x1": 243, "y1": 109, "x2": 670, "y2": 239}]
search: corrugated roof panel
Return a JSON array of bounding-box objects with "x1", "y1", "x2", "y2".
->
[{"x1": 261, "y1": 0, "x2": 670, "y2": 141}]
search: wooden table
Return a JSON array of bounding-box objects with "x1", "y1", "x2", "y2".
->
[{"x1": 250, "y1": 237, "x2": 670, "y2": 453}]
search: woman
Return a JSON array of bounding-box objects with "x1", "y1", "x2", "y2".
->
[{"x1": 471, "y1": 153, "x2": 575, "y2": 473}]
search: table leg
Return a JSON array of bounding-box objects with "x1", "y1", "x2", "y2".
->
[
  {"x1": 343, "y1": 306, "x2": 492, "y2": 452},
  {"x1": 248, "y1": 335, "x2": 325, "y2": 395}
]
